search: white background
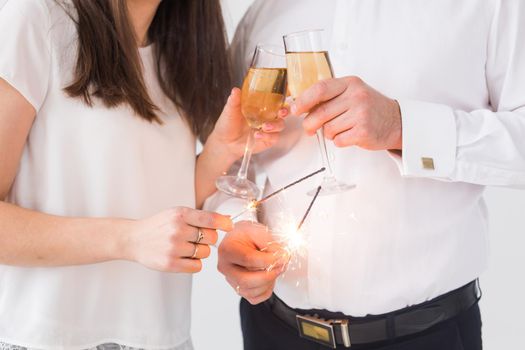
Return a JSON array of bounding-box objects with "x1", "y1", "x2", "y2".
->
[{"x1": 191, "y1": 1, "x2": 525, "y2": 349}]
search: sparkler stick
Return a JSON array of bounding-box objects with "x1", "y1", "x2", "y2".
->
[
  {"x1": 230, "y1": 208, "x2": 252, "y2": 221},
  {"x1": 257, "y1": 167, "x2": 325, "y2": 205},
  {"x1": 296, "y1": 185, "x2": 322, "y2": 231},
  {"x1": 230, "y1": 167, "x2": 326, "y2": 221}
]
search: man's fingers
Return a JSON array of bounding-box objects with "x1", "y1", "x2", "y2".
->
[
  {"x1": 233, "y1": 279, "x2": 275, "y2": 305},
  {"x1": 245, "y1": 289, "x2": 274, "y2": 305},
  {"x1": 333, "y1": 128, "x2": 359, "y2": 148},
  {"x1": 292, "y1": 77, "x2": 349, "y2": 116},
  {"x1": 302, "y1": 96, "x2": 349, "y2": 135},
  {"x1": 222, "y1": 242, "x2": 281, "y2": 270},
  {"x1": 322, "y1": 111, "x2": 356, "y2": 140},
  {"x1": 239, "y1": 283, "x2": 274, "y2": 300},
  {"x1": 234, "y1": 221, "x2": 277, "y2": 251},
  {"x1": 223, "y1": 265, "x2": 280, "y2": 290}
]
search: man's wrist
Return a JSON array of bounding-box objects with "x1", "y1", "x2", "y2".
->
[{"x1": 389, "y1": 99, "x2": 403, "y2": 150}]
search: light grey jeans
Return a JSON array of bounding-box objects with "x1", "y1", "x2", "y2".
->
[{"x1": 0, "y1": 343, "x2": 157, "y2": 350}]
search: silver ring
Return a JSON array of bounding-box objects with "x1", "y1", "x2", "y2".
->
[
  {"x1": 191, "y1": 243, "x2": 199, "y2": 259},
  {"x1": 195, "y1": 229, "x2": 205, "y2": 244}
]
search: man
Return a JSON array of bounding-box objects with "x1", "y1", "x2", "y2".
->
[{"x1": 207, "y1": 0, "x2": 525, "y2": 349}]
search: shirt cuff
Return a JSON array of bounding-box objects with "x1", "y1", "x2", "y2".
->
[{"x1": 391, "y1": 99, "x2": 457, "y2": 178}]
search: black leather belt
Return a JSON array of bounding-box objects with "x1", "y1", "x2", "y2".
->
[{"x1": 266, "y1": 281, "x2": 480, "y2": 348}]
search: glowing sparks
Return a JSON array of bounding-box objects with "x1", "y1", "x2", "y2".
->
[
  {"x1": 265, "y1": 220, "x2": 309, "y2": 273},
  {"x1": 264, "y1": 186, "x2": 321, "y2": 273},
  {"x1": 247, "y1": 199, "x2": 258, "y2": 210},
  {"x1": 278, "y1": 222, "x2": 308, "y2": 255},
  {"x1": 228, "y1": 171, "x2": 325, "y2": 279}
]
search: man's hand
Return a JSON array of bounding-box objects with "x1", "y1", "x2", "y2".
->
[
  {"x1": 291, "y1": 76, "x2": 402, "y2": 150},
  {"x1": 218, "y1": 221, "x2": 287, "y2": 305}
]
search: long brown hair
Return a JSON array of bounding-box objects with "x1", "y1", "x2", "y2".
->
[{"x1": 61, "y1": 0, "x2": 231, "y2": 139}]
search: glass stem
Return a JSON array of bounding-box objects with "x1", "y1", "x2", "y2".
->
[
  {"x1": 316, "y1": 127, "x2": 335, "y2": 180},
  {"x1": 236, "y1": 129, "x2": 256, "y2": 181}
]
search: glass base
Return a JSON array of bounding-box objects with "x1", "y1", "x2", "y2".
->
[
  {"x1": 308, "y1": 177, "x2": 356, "y2": 196},
  {"x1": 216, "y1": 175, "x2": 261, "y2": 200}
]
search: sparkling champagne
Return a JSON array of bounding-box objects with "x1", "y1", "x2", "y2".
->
[
  {"x1": 241, "y1": 67, "x2": 287, "y2": 129},
  {"x1": 285, "y1": 51, "x2": 333, "y2": 98}
]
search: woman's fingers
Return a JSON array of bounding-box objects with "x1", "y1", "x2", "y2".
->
[
  {"x1": 176, "y1": 258, "x2": 203, "y2": 273},
  {"x1": 178, "y1": 207, "x2": 232, "y2": 232},
  {"x1": 261, "y1": 118, "x2": 285, "y2": 133},
  {"x1": 278, "y1": 106, "x2": 290, "y2": 118},
  {"x1": 221, "y1": 88, "x2": 242, "y2": 119},
  {"x1": 188, "y1": 227, "x2": 218, "y2": 245},
  {"x1": 180, "y1": 225, "x2": 218, "y2": 245},
  {"x1": 178, "y1": 241, "x2": 211, "y2": 260},
  {"x1": 254, "y1": 131, "x2": 279, "y2": 148}
]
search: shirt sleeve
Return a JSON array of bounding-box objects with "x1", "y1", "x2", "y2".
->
[
  {"x1": 391, "y1": 0, "x2": 525, "y2": 188},
  {"x1": 0, "y1": 0, "x2": 52, "y2": 112}
]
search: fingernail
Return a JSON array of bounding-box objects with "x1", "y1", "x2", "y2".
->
[
  {"x1": 263, "y1": 123, "x2": 274, "y2": 131},
  {"x1": 254, "y1": 131, "x2": 263, "y2": 139}
]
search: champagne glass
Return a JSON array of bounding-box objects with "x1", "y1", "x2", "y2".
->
[
  {"x1": 283, "y1": 29, "x2": 355, "y2": 196},
  {"x1": 216, "y1": 45, "x2": 287, "y2": 199}
]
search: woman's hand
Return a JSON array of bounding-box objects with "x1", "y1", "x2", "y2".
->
[
  {"x1": 125, "y1": 207, "x2": 232, "y2": 273},
  {"x1": 195, "y1": 88, "x2": 288, "y2": 207},
  {"x1": 206, "y1": 88, "x2": 288, "y2": 162}
]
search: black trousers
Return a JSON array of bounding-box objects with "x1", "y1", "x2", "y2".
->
[{"x1": 240, "y1": 298, "x2": 482, "y2": 350}]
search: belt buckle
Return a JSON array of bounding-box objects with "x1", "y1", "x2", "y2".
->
[{"x1": 296, "y1": 314, "x2": 344, "y2": 348}]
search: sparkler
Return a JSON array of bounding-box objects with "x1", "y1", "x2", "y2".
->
[
  {"x1": 227, "y1": 168, "x2": 326, "y2": 274},
  {"x1": 257, "y1": 167, "x2": 325, "y2": 205},
  {"x1": 296, "y1": 186, "x2": 321, "y2": 231},
  {"x1": 230, "y1": 167, "x2": 326, "y2": 221},
  {"x1": 265, "y1": 185, "x2": 322, "y2": 272}
]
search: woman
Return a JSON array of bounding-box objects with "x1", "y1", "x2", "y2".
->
[{"x1": 0, "y1": 0, "x2": 285, "y2": 349}]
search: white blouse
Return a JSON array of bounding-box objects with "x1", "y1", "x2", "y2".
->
[{"x1": 0, "y1": 0, "x2": 195, "y2": 349}]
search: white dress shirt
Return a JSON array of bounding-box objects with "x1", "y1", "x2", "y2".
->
[
  {"x1": 0, "y1": 1, "x2": 194, "y2": 348},
  {"x1": 207, "y1": 0, "x2": 525, "y2": 316}
]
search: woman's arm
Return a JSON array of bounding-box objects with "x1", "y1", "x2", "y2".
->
[
  {"x1": 0, "y1": 78, "x2": 231, "y2": 269},
  {"x1": 0, "y1": 202, "x2": 132, "y2": 266},
  {"x1": 195, "y1": 88, "x2": 287, "y2": 208}
]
